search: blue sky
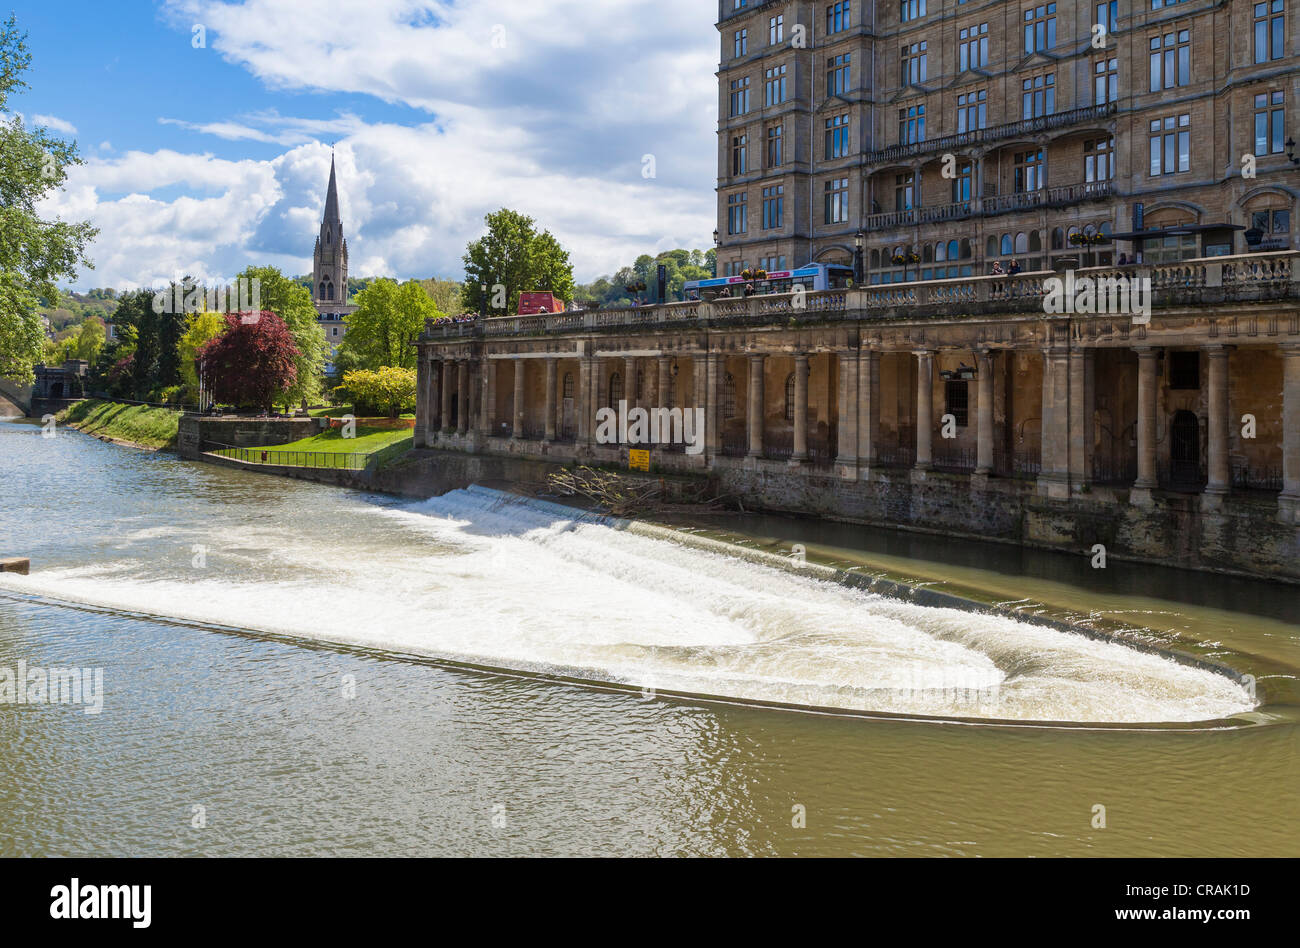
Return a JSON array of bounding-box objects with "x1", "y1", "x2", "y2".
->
[{"x1": 10, "y1": 0, "x2": 718, "y2": 290}]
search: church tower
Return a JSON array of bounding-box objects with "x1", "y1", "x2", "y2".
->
[{"x1": 312, "y1": 155, "x2": 350, "y2": 313}]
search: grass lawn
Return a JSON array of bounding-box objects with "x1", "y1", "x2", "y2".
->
[
  {"x1": 307, "y1": 405, "x2": 415, "y2": 420},
  {"x1": 212, "y1": 426, "x2": 413, "y2": 470},
  {"x1": 58, "y1": 399, "x2": 182, "y2": 449}
]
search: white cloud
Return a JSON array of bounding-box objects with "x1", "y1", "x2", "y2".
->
[
  {"x1": 45, "y1": 0, "x2": 720, "y2": 289},
  {"x1": 32, "y1": 113, "x2": 78, "y2": 135}
]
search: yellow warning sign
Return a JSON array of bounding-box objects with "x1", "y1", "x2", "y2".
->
[{"x1": 628, "y1": 449, "x2": 650, "y2": 472}]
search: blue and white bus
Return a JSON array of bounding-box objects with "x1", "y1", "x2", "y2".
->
[{"x1": 683, "y1": 262, "x2": 853, "y2": 301}]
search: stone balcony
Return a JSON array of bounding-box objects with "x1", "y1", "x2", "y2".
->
[
  {"x1": 863, "y1": 102, "x2": 1118, "y2": 167},
  {"x1": 865, "y1": 181, "x2": 1115, "y2": 230},
  {"x1": 419, "y1": 250, "x2": 1300, "y2": 343}
]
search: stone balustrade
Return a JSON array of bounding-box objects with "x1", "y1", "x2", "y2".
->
[{"x1": 420, "y1": 250, "x2": 1300, "y2": 342}]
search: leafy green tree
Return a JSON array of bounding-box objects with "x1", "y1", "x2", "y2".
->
[
  {"x1": 74, "y1": 316, "x2": 105, "y2": 363},
  {"x1": 340, "y1": 278, "x2": 440, "y2": 371},
  {"x1": 0, "y1": 16, "x2": 97, "y2": 384},
  {"x1": 341, "y1": 366, "x2": 417, "y2": 418},
  {"x1": 416, "y1": 277, "x2": 465, "y2": 316},
  {"x1": 238, "y1": 266, "x2": 326, "y2": 410},
  {"x1": 178, "y1": 310, "x2": 224, "y2": 397},
  {"x1": 462, "y1": 209, "x2": 575, "y2": 316}
]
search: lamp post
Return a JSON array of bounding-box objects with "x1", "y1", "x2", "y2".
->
[
  {"x1": 712, "y1": 228, "x2": 720, "y2": 277},
  {"x1": 1287, "y1": 138, "x2": 1300, "y2": 166},
  {"x1": 853, "y1": 231, "x2": 865, "y2": 285}
]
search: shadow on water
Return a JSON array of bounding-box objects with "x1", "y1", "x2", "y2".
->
[{"x1": 678, "y1": 509, "x2": 1300, "y2": 627}]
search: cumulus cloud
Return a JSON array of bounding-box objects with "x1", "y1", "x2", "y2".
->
[
  {"x1": 32, "y1": 113, "x2": 78, "y2": 135},
  {"x1": 43, "y1": 0, "x2": 720, "y2": 290}
]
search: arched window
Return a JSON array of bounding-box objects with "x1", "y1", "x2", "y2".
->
[
  {"x1": 1099, "y1": 221, "x2": 1112, "y2": 243},
  {"x1": 1051, "y1": 227, "x2": 1065, "y2": 249},
  {"x1": 328, "y1": 283, "x2": 335, "y2": 301},
  {"x1": 784, "y1": 373, "x2": 796, "y2": 421},
  {"x1": 723, "y1": 373, "x2": 738, "y2": 419},
  {"x1": 986, "y1": 236, "x2": 999, "y2": 257},
  {"x1": 326, "y1": 229, "x2": 331, "y2": 244},
  {"x1": 319, "y1": 282, "x2": 327, "y2": 299},
  {"x1": 870, "y1": 249, "x2": 880, "y2": 269},
  {"x1": 1014, "y1": 232, "x2": 1028, "y2": 254},
  {"x1": 923, "y1": 244, "x2": 934, "y2": 263},
  {"x1": 1029, "y1": 231, "x2": 1042, "y2": 252},
  {"x1": 1000, "y1": 234, "x2": 1013, "y2": 256},
  {"x1": 947, "y1": 239, "x2": 960, "y2": 260},
  {"x1": 562, "y1": 373, "x2": 575, "y2": 399},
  {"x1": 960, "y1": 238, "x2": 973, "y2": 259},
  {"x1": 608, "y1": 372, "x2": 623, "y2": 409}
]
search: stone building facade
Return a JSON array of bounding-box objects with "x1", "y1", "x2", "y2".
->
[
  {"x1": 409, "y1": 3, "x2": 1300, "y2": 580},
  {"x1": 714, "y1": 0, "x2": 1298, "y2": 279}
]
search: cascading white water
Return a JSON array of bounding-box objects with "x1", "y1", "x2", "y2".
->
[{"x1": 0, "y1": 485, "x2": 1256, "y2": 723}]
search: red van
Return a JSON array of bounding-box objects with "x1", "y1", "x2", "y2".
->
[{"x1": 518, "y1": 292, "x2": 563, "y2": 315}]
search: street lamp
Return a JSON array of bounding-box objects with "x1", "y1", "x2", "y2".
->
[
  {"x1": 853, "y1": 231, "x2": 865, "y2": 285},
  {"x1": 712, "y1": 228, "x2": 720, "y2": 277},
  {"x1": 1286, "y1": 138, "x2": 1300, "y2": 166}
]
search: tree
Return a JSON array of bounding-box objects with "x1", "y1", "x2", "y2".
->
[
  {"x1": 0, "y1": 16, "x2": 97, "y2": 384},
  {"x1": 197, "y1": 312, "x2": 299, "y2": 414},
  {"x1": 341, "y1": 366, "x2": 417, "y2": 418},
  {"x1": 416, "y1": 277, "x2": 465, "y2": 316},
  {"x1": 74, "y1": 316, "x2": 105, "y2": 363},
  {"x1": 178, "y1": 310, "x2": 224, "y2": 395},
  {"x1": 238, "y1": 266, "x2": 326, "y2": 409},
  {"x1": 461, "y1": 208, "x2": 575, "y2": 316},
  {"x1": 339, "y1": 278, "x2": 440, "y2": 371}
]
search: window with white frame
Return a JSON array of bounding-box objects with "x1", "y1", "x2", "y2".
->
[{"x1": 1149, "y1": 114, "x2": 1191, "y2": 176}]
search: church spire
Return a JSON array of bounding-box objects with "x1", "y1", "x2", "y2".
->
[{"x1": 322, "y1": 153, "x2": 341, "y2": 227}]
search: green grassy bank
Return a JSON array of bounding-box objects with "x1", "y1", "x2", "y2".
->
[
  {"x1": 58, "y1": 399, "x2": 182, "y2": 450},
  {"x1": 211, "y1": 426, "x2": 413, "y2": 470}
]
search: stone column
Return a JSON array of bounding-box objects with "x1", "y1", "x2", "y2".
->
[
  {"x1": 415, "y1": 354, "x2": 429, "y2": 447},
  {"x1": 456, "y1": 361, "x2": 470, "y2": 436},
  {"x1": 1132, "y1": 346, "x2": 1159, "y2": 506},
  {"x1": 544, "y1": 358, "x2": 558, "y2": 442},
  {"x1": 858, "y1": 348, "x2": 880, "y2": 474},
  {"x1": 478, "y1": 359, "x2": 494, "y2": 435},
  {"x1": 914, "y1": 350, "x2": 934, "y2": 471},
  {"x1": 428, "y1": 358, "x2": 441, "y2": 432},
  {"x1": 440, "y1": 358, "x2": 454, "y2": 432},
  {"x1": 1279, "y1": 344, "x2": 1300, "y2": 522},
  {"x1": 625, "y1": 356, "x2": 638, "y2": 410},
  {"x1": 512, "y1": 358, "x2": 526, "y2": 439},
  {"x1": 705, "y1": 353, "x2": 723, "y2": 455},
  {"x1": 1037, "y1": 348, "x2": 1071, "y2": 498},
  {"x1": 975, "y1": 349, "x2": 995, "y2": 476},
  {"x1": 792, "y1": 353, "x2": 810, "y2": 463},
  {"x1": 658, "y1": 356, "x2": 673, "y2": 409},
  {"x1": 747, "y1": 354, "x2": 765, "y2": 458},
  {"x1": 835, "y1": 348, "x2": 859, "y2": 478},
  {"x1": 578, "y1": 357, "x2": 596, "y2": 445},
  {"x1": 1203, "y1": 344, "x2": 1231, "y2": 507},
  {"x1": 1067, "y1": 348, "x2": 1093, "y2": 491}
]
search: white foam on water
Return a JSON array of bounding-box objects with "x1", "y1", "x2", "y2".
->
[{"x1": 0, "y1": 486, "x2": 1256, "y2": 723}]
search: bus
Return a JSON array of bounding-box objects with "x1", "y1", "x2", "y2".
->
[{"x1": 683, "y1": 263, "x2": 853, "y2": 301}]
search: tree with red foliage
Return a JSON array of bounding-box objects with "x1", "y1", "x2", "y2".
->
[{"x1": 197, "y1": 312, "x2": 300, "y2": 413}]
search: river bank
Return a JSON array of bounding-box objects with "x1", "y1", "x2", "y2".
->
[{"x1": 56, "y1": 399, "x2": 181, "y2": 450}]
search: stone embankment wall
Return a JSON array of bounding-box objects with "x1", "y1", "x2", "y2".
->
[{"x1": 178, "y1": 416, "x2": 323, "y2": 459}]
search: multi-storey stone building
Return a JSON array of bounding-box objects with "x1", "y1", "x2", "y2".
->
[
  {"x1": 715, "y1": 0, "x2": 1296, "y2": 278},
  {"x1": 411, "y1": 2, "x2": 1300, "y2": 581}
]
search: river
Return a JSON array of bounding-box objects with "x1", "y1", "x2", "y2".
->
[{"x1": 0, "y1": 418, "x2": 1295, "y2": 856}]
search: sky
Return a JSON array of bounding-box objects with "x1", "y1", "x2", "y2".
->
[{"x1": 8, "y1": 0, "x2": 720, "y2": 291}]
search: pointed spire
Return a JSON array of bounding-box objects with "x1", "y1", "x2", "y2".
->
[{"x1": 322, "y1": 154, "x2": 341, "y2": 226}]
